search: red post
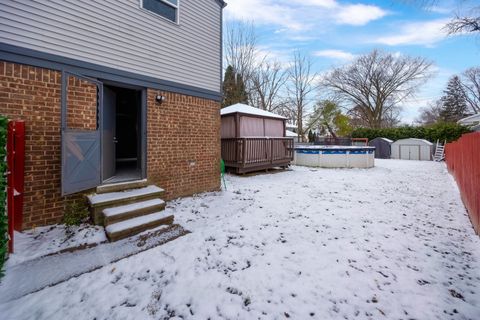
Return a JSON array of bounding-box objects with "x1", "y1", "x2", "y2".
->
[
  {"x1": 13, "y1": 121, "x2": 25, "y2": 231},
  {"x1": 7, "y1": 121, "x2": 15, "y2": 253},
  {"x1": 6, "y1": 120, "x2": 25, "y2": 253}
]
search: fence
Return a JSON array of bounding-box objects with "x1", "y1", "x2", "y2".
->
[{"x1": 445, "y1": 132, "x2": 480, "y2": 234}]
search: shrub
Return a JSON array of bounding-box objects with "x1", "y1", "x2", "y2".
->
[
  {"x1": 351, "y1": 122, "x2": 472, "y2": 143},
  {"x1": 63, "y1": 201, "x2": 90, "y2": 227},
  {"x1": 0, "y1": 116, "x2": 8, "y2": 279}
]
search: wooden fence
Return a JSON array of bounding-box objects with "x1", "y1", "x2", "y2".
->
[
  {"x1": 445, "y1": 132, "x2": 480, "y2": 234},
  {"x1": 221, "y1": 137, "x2": 294, "y2": 173}
]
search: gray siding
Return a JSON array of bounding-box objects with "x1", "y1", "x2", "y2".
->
[{"x1": 0, "y1": 0, "x2": 222, "y2": 93}]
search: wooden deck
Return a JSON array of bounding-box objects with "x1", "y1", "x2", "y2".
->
[{"x1": 221, "y1": 137, "x2": 294, "y2": 174}]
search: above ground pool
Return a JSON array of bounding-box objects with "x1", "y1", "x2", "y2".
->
[{"x1": 293, "y1": 145, "x2": 375, "y2": 168}]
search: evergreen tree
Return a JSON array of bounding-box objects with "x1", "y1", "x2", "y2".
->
[
  {"x1": 439, "y1": 75, "x2": 468, "y2": 122},
  {"x1": 222, "y1": 65, "x2": 248, "y2": 108},
  {"x1": 308, "y1": 130, "x2": 314, "y2": 143}
]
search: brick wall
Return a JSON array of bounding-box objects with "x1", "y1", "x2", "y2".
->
[
  {"x1": 147, "y1": 90, "x2": 221, "y2": 199},
  {"x1": 0, "y1": 61, "x2": 221, "y2": 229},
  {"x1": 0, "y1": 62, "x2": 77, "y2": 228},
  {"x1": 66, "y1": 75, "x2": 98, "y2": 130}
]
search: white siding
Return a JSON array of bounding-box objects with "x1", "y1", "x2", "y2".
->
[{"x1": 0, "y1": 0, "x2": 222, "y2": 93}]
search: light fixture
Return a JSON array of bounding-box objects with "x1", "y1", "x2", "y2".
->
[{"x1": 155, "y1": 95, "x2": 165, "y2": 104}]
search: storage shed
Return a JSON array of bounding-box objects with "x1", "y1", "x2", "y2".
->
[
  {"x1": 369, "y1": 137, "x2": 393, "y2": 159},
  {"x1": 391, "y1": 138, "x2": 433, "y2": 161},
  {"x1": 221, "y1": 103, "x2": 294, "y2": 173}
]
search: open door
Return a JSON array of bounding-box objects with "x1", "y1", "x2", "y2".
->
[{"x1": 61, "y1": 72, "x2": 103, "y2": 195}]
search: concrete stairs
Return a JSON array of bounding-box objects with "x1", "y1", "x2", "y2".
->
[{"x1": 87, "y1": 180, "x2": 174, "y2": 241}]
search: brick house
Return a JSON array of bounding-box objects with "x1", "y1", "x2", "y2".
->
[{"x1": 0, "y1": 0, "x2": 225, "y2": 236}]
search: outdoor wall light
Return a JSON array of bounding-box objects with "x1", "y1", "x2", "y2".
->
[{"x1": 155, "y1": 95, "x2": 166, "y2": 104}]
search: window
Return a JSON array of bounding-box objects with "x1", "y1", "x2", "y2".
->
[{"x1": 142, "y1": 0, "x2": 178, "y2": 23}]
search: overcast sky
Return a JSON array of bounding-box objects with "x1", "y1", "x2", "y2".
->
[{"x1": 223, "y1": 0, "x2": 480, "y2": 124}]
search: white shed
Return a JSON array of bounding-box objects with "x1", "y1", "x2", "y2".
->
[{"x1": 391, "y1": 138, "x2": 433, "y2": 161}]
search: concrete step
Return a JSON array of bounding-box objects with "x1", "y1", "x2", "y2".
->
[
  {"x1": 96, "y1": 179, "x2": 148, "y2": 194},
  {"x1": 87, "y1": 185, "x2": 165, "y2": 225},
  {"x1": 103, "y1": 198, "x2": 166, "y2": 226},
  {"x1": 105, "y1": 212, "x2": 174, "y2": 242}
]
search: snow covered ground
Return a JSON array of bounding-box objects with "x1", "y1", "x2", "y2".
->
[
  {"x1": 7, "y1": 224, "x2": 107, "y2": 266},
  {"x1": 1, "y1": 159, "x2": 479, "y2": 320}
]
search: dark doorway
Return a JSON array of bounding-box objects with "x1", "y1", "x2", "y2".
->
[{"x1": 103, "y1": 85, "x2": 142, "y2": 183}]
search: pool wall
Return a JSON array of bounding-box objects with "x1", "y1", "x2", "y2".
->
[{"x1": 293, "y1": 146, "x2": 375, "y2": 168}]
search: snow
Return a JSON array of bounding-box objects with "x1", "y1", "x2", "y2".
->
[
  {"x1": 87, "y1": 185, "x2": 164, "y2": 205},
  {"x1": 221, "y1": 103, "x2": 286, "y2": 119},
  {"x1": 0, "y1": 225, "x2": 187, "y2": 303},
  {"x1": 1, "y1": 160, "x2": 479, "y2": 319},
  {"x1": 105, "y1": 212, "x2": 172, "y2": 234},
  {"x1": 103, "y1": 199, "x2": 165, "y2": 218},
  {"x1": 6, "y1": 224, "x2": 107, "y2": 266}
]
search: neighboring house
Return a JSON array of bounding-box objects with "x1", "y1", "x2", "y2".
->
[
  {"x1": 0, "y1": 0, "x2": 226, "y2": 231},
  {"x1": 458, "y1": 114, "x2": 480, "y2": 131},
  {"x1": 220, "y1": 103, "x2": 294, "y2": 173},
  {"x1": 286, "y1": 130, "x2": 301, "y2": 143}
]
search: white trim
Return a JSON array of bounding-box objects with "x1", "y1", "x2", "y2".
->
[{"x1": 139, "y1": 0, "x2": 180, "y2": 25}]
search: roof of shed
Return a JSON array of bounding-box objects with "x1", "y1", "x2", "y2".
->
[
  {"x1": 371, "y1": 137, "x2": 393, "y2": 143},
  {"x1": 221, "y1": 103, "x2": 286, "y2": 119},
  {"x1": 392, "y1": 138, "x2": 433, "y2": 145}
]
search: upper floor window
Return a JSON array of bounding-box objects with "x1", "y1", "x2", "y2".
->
[{"x1": 141, "y1": 0, "x2": 179, "y2": 23}]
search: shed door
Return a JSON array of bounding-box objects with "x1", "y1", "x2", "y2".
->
[
  {"x1": 400, "y1": 145, "x2": 420, "y2": 160},
  {"x1": 61, "y1": 72, "x2": 103, "y2": 195}
]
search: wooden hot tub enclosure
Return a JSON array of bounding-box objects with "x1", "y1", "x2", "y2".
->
[
  {"x1": 222, "y1": 137, "x2": 294, "y2": 173},
  {"x1": 221, "y1": 104, "x2": 294, "y2": 174}
]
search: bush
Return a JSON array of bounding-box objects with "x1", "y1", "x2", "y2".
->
[
  {"x1": 351, "y1": 122, "x2": 472, "y2": 143},
  {"x1": 63, "y1": 201, "x2": 90, "y2": 227},
  {"x1": 0, "y1": 116, "x2": 8, "y2": 279}
]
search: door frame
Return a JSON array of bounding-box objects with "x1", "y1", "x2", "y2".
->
[{"x1": 100, "y1": 80, "x2": 147, "y2": 184}]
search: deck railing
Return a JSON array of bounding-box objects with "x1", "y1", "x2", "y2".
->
[{"x1": 221, "y1": 137, "x2": 294, "y2": 168}]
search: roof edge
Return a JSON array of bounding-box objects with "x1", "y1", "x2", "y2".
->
[{"x1": 216, "y1": 0, "x2": 227, "y2": 8}]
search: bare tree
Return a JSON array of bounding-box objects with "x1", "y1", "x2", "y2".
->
[
  {"x1": 416, "y1": 100, "x2": 443, "y2": 124},
  {"x1": 287, "y1": 51, "x2": 319, "y2": 140},
  {"x1": 461, "y1": 67, "x2": 480, "y2": 113},
  {"x1": 224, "y1": 20, "x2": 258, "y2": 91},
  {"x1": 401, "y1": 1, "x2": 480, "y2": 35},
  {"x1": 446, "y1": 6, "x2": 480, "y2": 35},
  {"x1": 250, "y1": 59, "x2": 288, "y2": 112},
  {"x1": 321, "y1": 50, "x2": 433, "y2": 128}
]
